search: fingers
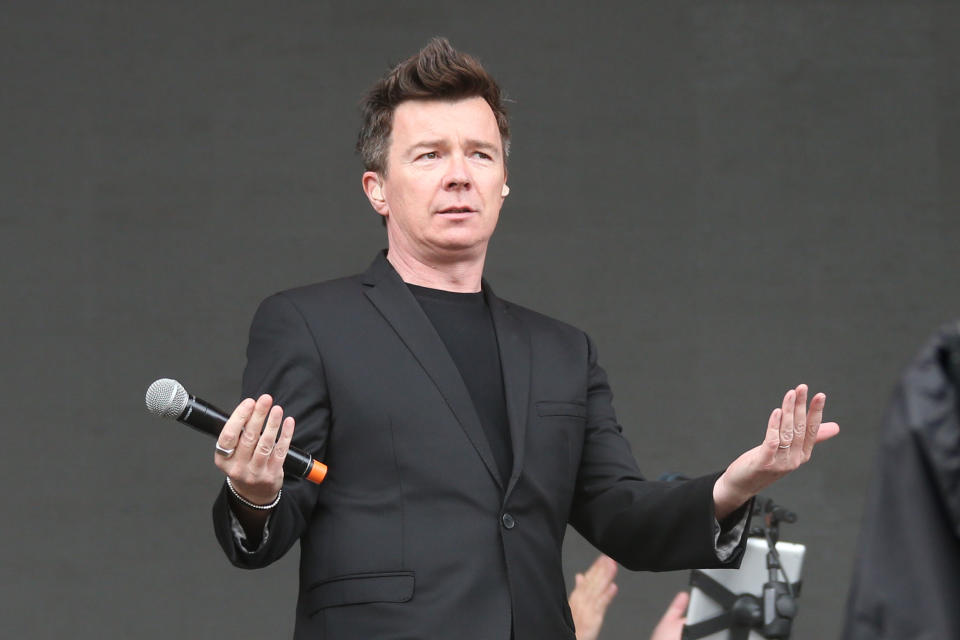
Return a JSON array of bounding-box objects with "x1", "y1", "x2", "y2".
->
[
  {"x1": 214, "y1": 394, "x2": 296, "y2": 501},
  {"x1": 269, "y1": 416, "x2": 296, "y2": 474},
  {"x1": 597, "y1": 580, "x2": 618, "y2": 611},
  {"x1": 650, "y1": 591, "x2": 689, "y2": 640},
  {"x1": 569, "y1": 561, "x2": 618, "y2": 640},
  {"x1": 579, "y1": 558, "x2": 618, "y2": 608},
  {"x1": 725, "y1": 384, "x2": 836, "y2": 510},
  {"x1": 792, "y1": 384, "x2": 808, "y2": 455},
  {"x1": 591, "y1": 557, "x2": 618, "y2": 611},
  {"x1": 580, "y1": 555, "x2": 617, "y2": 597},
  {"x1": 585, "y1": 555, "x2": 617, "y2": 581},
  {"x1": 664, "y1": 590, "x2": 689, "y2": 619},
  {"x1": 801, "y1": 391, "x2": 822, "y2": 457},
  {"x1": 764, "y1": 407, "x2": 782, "y2": 452},
  {"x1": 214, "y1": 397, "x2": 256, "y2": 468},
  {"x1": 236, "y1": 394, "x2": 274, "y2": 458},
  {"x1": 777, "y1": 389, "x2": 796, "y2": 456},
  {"x1": 816, "y1": 421, "x2": 840, "y2": 442},
  {"x1": 771, "y1": 385, "x2": 836, "y2": 462},
  {"x1": 250, "y1": 405, "x2": 284, "y2": 472}
]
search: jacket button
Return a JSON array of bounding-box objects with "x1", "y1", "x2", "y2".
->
[{"x1": 501, "y1": 513, "x2": 516, "y2": 529}]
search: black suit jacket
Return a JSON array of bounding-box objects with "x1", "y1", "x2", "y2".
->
[{"x1": 213, "y1": 252, "x2": 747, "y2": 639}]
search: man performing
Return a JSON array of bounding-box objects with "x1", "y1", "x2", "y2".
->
[{"x1": 210, "y1": 38, "x2": 839, "y2": 639}]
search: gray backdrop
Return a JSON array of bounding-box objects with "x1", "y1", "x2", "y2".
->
[{"x1": 3, "y1": 2, "x2": 958, "y2": 638}]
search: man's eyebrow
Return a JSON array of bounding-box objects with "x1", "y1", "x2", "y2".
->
[
  {"x1": 403, "y1": 139, "x2": 501, "y2": 156},
  {"x1": 404, "y1": 140, "x2": 446, "y2": 155},
  {"x1": 466, "y1": 139, "x2": 500, "y2": 153}
]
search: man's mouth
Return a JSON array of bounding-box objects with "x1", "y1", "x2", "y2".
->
[{"x1": 437, "y1": 206, "x2": 476, "y2": 214}]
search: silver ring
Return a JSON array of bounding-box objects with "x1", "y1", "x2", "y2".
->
[
  {"x1": 215, "y1": 443, "x2": 236, "y2": 458},
  {"x1": 777, "y1": 444, "x2": 791, "y2": 449}
]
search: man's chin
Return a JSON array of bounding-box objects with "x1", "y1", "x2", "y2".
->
[{"x1": 426, "y1": 237, "x2": 489, "y2": 260}]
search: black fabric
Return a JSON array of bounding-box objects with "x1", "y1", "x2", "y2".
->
[
  {"x1": 842, "y1": 323, "x2": 960, "y2": 639},
  {"x1": 718, "y1": 500, "x2": 752, "y2": 535},
  {"x1": 212, "y1": 252, "x2": 750, "y2": 640},
  {"x1": 407, "y1": 283, "x2": 513, "y2": 486}
]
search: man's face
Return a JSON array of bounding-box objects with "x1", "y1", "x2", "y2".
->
[{"x1": 363, "y1": 97, "x2": 508, "y2": 264}]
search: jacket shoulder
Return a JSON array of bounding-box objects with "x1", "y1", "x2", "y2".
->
[
  {"x1": 276, "y1": 273, "x2": 365, "y2": 303},
  {"x1": 498, "y1": 298, "x2": 588, "y2": 343},
  {"x1": 254, "y1": 274, "x2": 366, "y2": 314}
]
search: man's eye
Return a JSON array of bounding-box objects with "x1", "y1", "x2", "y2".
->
[
  {"x1": 420, "y1": 151, "x2": 439, "y2": 160},
  {"x1": 472, "y1": 151, "x2": 492, "y2": 160}
]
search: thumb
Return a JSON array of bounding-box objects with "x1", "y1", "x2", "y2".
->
[{"x1": 665, "y1": 591, "x2": 689, "y2": 619}]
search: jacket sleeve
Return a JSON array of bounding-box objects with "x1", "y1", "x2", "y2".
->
[
  {"x1": 212, "y1": 292, "x2": 331, "y2": 569},
  {"x1": 568, "y1": 333, "x2": 750, "y2": 571}
]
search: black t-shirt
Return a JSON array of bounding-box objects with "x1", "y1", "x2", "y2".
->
[{"x1": 407, "y1": 283, "x2": 513, "y2": 486}]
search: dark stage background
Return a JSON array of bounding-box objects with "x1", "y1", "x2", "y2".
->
[{"x1": 3, "y1": 2, "x2": 959, "y2": 638}]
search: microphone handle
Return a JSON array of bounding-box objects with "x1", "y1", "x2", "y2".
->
[{"x1": 178, "y1": 395, "x2": 327, "y2": 484}]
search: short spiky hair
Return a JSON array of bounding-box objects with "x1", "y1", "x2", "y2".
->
[{"x1": 357, "y1": 37, "x2": 510, "y2": 174}]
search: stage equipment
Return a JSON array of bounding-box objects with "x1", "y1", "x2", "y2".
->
[{"x1": 683, "y1": 495, "x2": 805, "y2": 640}]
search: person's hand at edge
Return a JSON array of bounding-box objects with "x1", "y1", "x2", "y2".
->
[
  {"x1": 569, "y1": 554, "x2": 618, "y2": 640},
  {"x1": 650, "y1": 591, "x2": 690, "y2": 640}
]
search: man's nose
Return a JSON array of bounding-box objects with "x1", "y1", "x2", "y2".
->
[{"x1": 443, "y1": 153, "x2": 472, "y2": 190}]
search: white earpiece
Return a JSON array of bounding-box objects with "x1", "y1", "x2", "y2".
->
[{"x1": 501, "y1": 184, "x2": 510, "y2": 197}]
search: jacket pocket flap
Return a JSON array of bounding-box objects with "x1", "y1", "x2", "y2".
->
[
  {"x1": 536, "y1": 401, "x2": 587, "y2": 418},
  {"x1": 305, "y1": 571, "x2": 415, "y2": 614}
]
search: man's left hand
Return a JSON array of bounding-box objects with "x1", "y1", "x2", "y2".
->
[{"x1": 713, "y1": 384, "x2": 839, "y2": 520}]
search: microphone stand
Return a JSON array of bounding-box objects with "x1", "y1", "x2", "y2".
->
[
  {"x1": 755, "y1": 497, "x2": 799, "y2": 639},
  {"x1": 683, "y1": 497, "x2": 802, "y2": 640}
]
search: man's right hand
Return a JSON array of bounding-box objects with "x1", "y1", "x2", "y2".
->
[{"x1": 214, "y1": 394, "x2": 295, "y2": 505}]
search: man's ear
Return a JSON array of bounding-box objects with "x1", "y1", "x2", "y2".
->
[{"x1": 362, "y1": 171, "x2": 388, "y2": 216}]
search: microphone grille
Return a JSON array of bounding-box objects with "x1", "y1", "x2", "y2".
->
[{"x1": 145, "y1": 378, "x2": 189, "y2": 418}]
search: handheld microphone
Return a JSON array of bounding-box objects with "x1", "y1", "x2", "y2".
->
[{"x1": 145, "y1": 378, "x2": 327, "y2": 484}]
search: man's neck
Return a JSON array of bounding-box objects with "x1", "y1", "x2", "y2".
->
[{"x1": 386, "y1": 249, "x2": 485, "y2": 293}]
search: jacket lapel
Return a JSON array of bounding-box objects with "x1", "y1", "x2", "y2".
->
[
  {"x1": 485, "y1": 284, "x2": 531, "y2": 499},
  {"x1": 362, "y1": 253, "x2": 504, "y2": 491}
]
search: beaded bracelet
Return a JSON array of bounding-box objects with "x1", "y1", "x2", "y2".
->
[{"x1": 226, "y1": 477, "x2": 281, "y2": 510}]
